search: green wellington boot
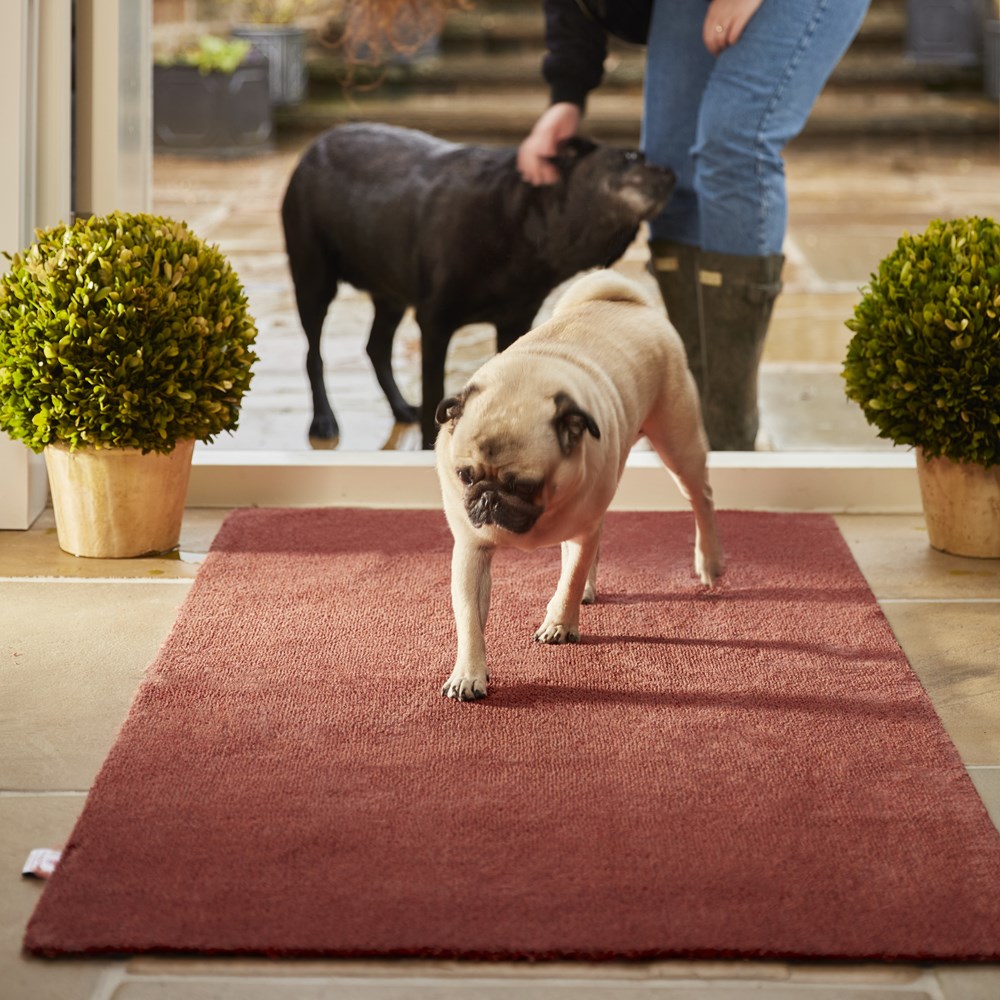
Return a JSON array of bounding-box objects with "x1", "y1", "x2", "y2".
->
[
  {"x1": 696, "y1": 250, "x2": 784, "y2": 451},
  {"x1": 648, "y1": 239, "x2": 704, "y2": 394}
]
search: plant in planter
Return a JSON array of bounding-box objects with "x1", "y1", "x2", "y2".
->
[
  {"x1": 153, "y1": 35, "x2": 273, "y2": 157},
  {"x1": 225, "y1": 1, "x2": 324, "y2": 106},
  {"x1": 843, "y1": 214, "x2": 1000, "y2": 557},
  {"x1": 169, "y1": 33, "x2": 254, "y2": 73},
  {"x1": 0, "y1": 211, "x2": 258, "y2": 557},
  {"x1": 230, "y1": 0, "x2": 322, "y2": 23}
]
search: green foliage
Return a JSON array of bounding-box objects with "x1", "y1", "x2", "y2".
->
[
  {"x1": 155, "y1": 35, "x2": 253, "y2": 75},
  {"x1": 843, "y1": 216, "x2": 1000, "y2": 468},
  {"x1": 0, "y1": 211, "x2": 258, "y2": 454},
  {"x1": 228, "y1": 0, "x2": 322, "y2": 24}
]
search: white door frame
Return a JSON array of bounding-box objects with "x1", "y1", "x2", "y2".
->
[{"x1": 0, "y1": 0, "x2": 152, "y2": 529}]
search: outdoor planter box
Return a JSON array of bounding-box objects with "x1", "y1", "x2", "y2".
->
[
  {"x1": 230, "y1": 24, "x2": 308, "y2": 106},
  {"x1": 986, "y1": 19, "x2": 1000, "y2": 99},
  {"x1": 905, "y1": 0, "x2": 983, "y2": 65},
  {"x1": 153, "y1": 55, "x2": 273, "y2": 158}
]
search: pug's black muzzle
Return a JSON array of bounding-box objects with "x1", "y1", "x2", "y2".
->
[{"x1": 465, "y1": 481, "x2": 542, "y2": 534}]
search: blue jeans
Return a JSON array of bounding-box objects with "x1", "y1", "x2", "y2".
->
[{"x1": 642, "y1": 0, "x2": 870, "y2": 255}]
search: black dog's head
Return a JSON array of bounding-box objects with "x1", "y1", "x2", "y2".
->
[{"x1": 548, "y1": 137, "x2": 676, "y2": 222}]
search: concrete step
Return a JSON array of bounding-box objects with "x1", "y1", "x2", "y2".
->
[
  {"x1": 278, "y1": 86, "x2": 999, "y2": 145},
  {"x1": 305, "y1": 47, "x2": 985, "y2": 99}
]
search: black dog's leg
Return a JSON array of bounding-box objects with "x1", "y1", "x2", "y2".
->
[
  {"x1": 366, "y1": 297, "x2": 419, "y2": 426},
  {"x1": 305, "y1": 327, "x2": 338, "y2": 448},
  {"x1": 495, "y1": 308, "x2": 541, "y2": 353},
  {"x1": 415, "y1": 308, "x2": 457, "y2": 449},
  {"x1": 288, "y1": 248, "x2": 341, "y2": 449}
]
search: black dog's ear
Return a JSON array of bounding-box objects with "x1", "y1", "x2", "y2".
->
[
  {"x1": 552, "y1": 391, "x2": 600, "y2": 456},
  {"x1": 435, "y1": 383, "x2": 479, "y2": 428},
  {"x1": 546, "y1": 136, "x2": 599, "y2": 174}
]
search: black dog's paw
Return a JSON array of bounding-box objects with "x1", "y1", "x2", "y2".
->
[
  {"x1": 309, "y1": 414, "x2": 340, "y2": 450},
  {"x1": 391, "y1": 403, "x2": 420, "y2": 425}
]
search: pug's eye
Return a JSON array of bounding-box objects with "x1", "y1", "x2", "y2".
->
[{"x1": 457, "y1": 467, "x2": 474, "y2": 486}]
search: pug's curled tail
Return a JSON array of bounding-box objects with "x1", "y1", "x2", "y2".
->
[{"x1": 554, "y1": 268, "x2": 657, "y2": 316}]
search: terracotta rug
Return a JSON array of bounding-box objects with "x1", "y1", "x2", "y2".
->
[{"x1": 25, "y1": 509, "x2": 1000, "y2": 960}]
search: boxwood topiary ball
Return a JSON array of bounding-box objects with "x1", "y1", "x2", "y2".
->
[
  {"x1": 0, "y1": 211, "x2": 259, "y2": 454},
  {"x1": 843, "y1": 215, "x2": 1000, "y2": 468}
]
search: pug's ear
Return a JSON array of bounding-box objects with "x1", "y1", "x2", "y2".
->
[
  {"x1": 552, "y1": 391, "x2": 600, "y2": 456},
  {"x1": 435, "y1": 396, "x2": 462, "y2": 428},
  {"x1": 435, "y1": 383, "x2": 479, "y2": 428},
  {"x1": 546, "y1": 136, "x2": 599, "y2": 174}
]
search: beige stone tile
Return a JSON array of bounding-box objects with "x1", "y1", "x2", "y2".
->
[
  {"x1": 121, "y1": 957, "x2": 928, "y2": 992},
  {"x1": 834, "y1": 514, "x2": 1000, "y2": 601},
  {"x1": 787, "y1": 963, "x2": 923, "y2": 984},
  {"x1": 175, "y1": 507, "x2": 231, "y2": 555},
  {"x1": 122, "y1": 957, "x2": 930, "y2": 989},
  {"x1": 126, "y1": 958, "x2": 771, "y2": 980},
  {"x1": 759, "y1": 366, "x2": 892, "y2": 452},
  {"x1": 110, "y1": 977, "x2": 934, "y2": 999},
  {"x1": 0, "y1": 581, "x2": 187, "y2": 790},
  {"x1": 968, "y1": 768, "x2": 1000, "y2": 831},
  {"x1": 936, "y1": 965, "x2": 1000, "y2": 1000},
  {"x1": 0, "y1": 508, "x2": 230, "y2": 579},
  {"x1": 785, "y1": 224, "x2": 913, "y2": 288},
  {"x1": 879, "y1": 602, "x2": 1000, "y2": 766},
  {"x1": 766, "y1": 295, "x2": 859, "y2": 364},
  {"x1": 125, "y1": 957, "x2": 793, "y2": 981},
  {"x1": 0, "y1": 796, "x2": 122, "y2": 1000}
]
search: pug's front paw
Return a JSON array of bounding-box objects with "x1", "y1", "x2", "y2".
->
[
  {"x1": 441, "y1": 666, "x2": 489, "y2": 701},
  {"x1": 534, "y1": 622, "x2": 579, "y2": 644},
  {"x1": 696, "y1": 547, "x2": 724, "y2": 587}
]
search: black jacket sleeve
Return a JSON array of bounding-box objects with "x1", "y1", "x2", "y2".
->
[{"x1": 541, "y1": 0, "x2": 609, "y2": 109}]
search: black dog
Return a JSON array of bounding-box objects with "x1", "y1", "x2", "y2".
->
[{"x1": 281, "y1": 123, "x2": 676, "y2": 449}]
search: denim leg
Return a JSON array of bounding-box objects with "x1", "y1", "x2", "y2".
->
[
  {"x1": 644, "y1": 0, "x2": 870, "y2": 254},
  {"x1": 642, "y1": 0, "x2": 715, "y2": 247}
]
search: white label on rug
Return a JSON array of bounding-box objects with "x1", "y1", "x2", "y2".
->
[{"x1": 22, "y1": 848, "x2": 61, "y2": 879}]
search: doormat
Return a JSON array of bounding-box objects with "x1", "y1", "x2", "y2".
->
[{"x1": 24, "y1": 508, "x2": 1000, "y2": 960}]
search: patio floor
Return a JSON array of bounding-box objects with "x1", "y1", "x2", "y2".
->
[{"x1": 150, "y1": 132, "x2": 1000, "y2": 456}]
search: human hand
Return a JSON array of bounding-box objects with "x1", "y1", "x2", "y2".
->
[
  {"x1": 516, "y1": 102, "x2": 582, "y2": 185},
  {"x1": 703, "y1": 0, "x2": 764, "y2": 55}
]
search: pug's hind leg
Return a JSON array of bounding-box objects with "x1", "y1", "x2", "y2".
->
[
  {"x1": 655, "y1": 450, "x2": 724, "y2": 586},
  {"x1": 534, "y1": 528, "x2": 602, "y2": 644},
  {"x1": 582, "y1": 540, "x2": 600, "y2": 605},
  {"x1": 644, "y1": 408, "x2": 724, "y2": 587}
]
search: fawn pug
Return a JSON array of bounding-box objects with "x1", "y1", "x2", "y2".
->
[{"x1": 435, "y1": 270, "x2": 723, "y2": 701}]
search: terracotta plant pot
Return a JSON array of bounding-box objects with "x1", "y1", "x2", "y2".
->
[
  {"x1": 915, "y1": 448, "x2": 1000, "y2": 558},
  {"x1": 43, "y1": 440, "x2": 195, "y2": 558}
]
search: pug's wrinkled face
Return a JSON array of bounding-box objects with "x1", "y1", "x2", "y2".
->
[
  {"x1": 436, "y1": 385, "x2": 601, "y2": 535},
  {"x1": 457, "y1": 462, "x2": 545, "y2": 534}
]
